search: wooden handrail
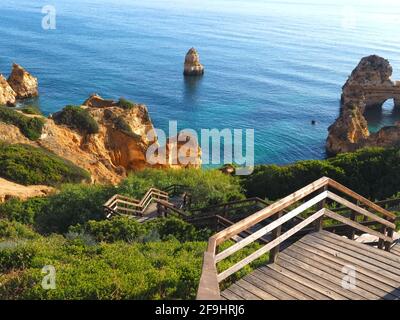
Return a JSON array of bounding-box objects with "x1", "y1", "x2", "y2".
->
[
  {"x1": 104, "y1": 188, "x2": 169, "y2": 217},
  {"x1": 196, "y1": 177, "x2": 397, "y2": 300}
]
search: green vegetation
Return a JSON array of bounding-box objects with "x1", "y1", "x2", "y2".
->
[
  {"x1": 113, "y1": 116, "x2": 141, "y2": 139},
  {"x1": 0, "y1": 168, "x2": 247, "y2": 299},
  {"x1": 242, "y1": 147, "x2": 400, "y2": 201},
  {"x1": 20, "y1": 105, "x2": 42, "y2": 116},
  {"x1": 1, "y1": 147, "x2": 400, "y2": 300},
  {"x1": 0, "y1": 144, "x2": 90, "y2": 187},
  {"x1": 53, "y1": 105, "x2": 99, "y2": 134},
  {"x1": 0, "y1": 106, "x2": 44, "y2": 140},
  {"x1": 118, "y1": 98, "x2": 137, "y2": 110}
]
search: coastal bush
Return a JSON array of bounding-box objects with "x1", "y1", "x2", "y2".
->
[
  {"x1": 118, "y1": 168, "x2": 245, "y2": 209},
  {"x1": 35, "y1": 184, "x2": 115, "y2": 234},
  {"x1": 20, "y1": 105, "x2": 42, "y2": 115},
  {"x1": 69, "y1": 216, "x2": 211, "y2": 243},
  {"x1": 0, "y1": 242, "x2": 36, "y2": 272},
  {"x1": 0, "y1": 106, "x2": 44, "y2": 140},
  {"x1": 113, "y1": 116, "x2": 141, "y2": 139},
  {"x1": 242, "y1": 147, "x2": 400, "y2": 201},
  {"x1": 0, "y1": 220, "x2": 38, "y2": 240},
  {"x1": 0, "y1": 197, "x2": 49, "y2": 225},
  {"x1": 118, "y1": 98, "x2": 137, "y2": 110},
  {"x1": 52, "y1": 105, "x2": 99, "y2": 134},
  {"x1": 0, "y1": 236, "x2": 206, "y2": 300},
  {"x1": 0, "y1": 143, "x2": 90, "y2": 186}
]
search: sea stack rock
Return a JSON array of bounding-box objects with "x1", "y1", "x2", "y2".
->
[
  {"x1": 183, "y1": 48, "x2": 204, "y2": 76},
  {"x1": 7, "y1": 63, "x2": 39, "y2": 99},
  {"x1": 326, "y1": 55, "x2": 400, "y2": 155},
  {"x1": 0, "y1": 75, "x2": 16, "y2": 106}
]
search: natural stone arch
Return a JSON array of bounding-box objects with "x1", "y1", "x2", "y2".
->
[{"x1": 327, "y1": 55, "x2": 400, "y2": 155}]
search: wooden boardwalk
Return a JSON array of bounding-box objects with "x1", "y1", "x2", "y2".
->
[
  {"x1": 197, "y1": 177, "x2": 399, "y2": 300},
  {"x1": 221, "y1": 231, "x2": 400, "y2": 300}
]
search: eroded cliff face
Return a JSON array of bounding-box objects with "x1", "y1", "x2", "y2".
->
[
  {"x1": 7, "y1": 64, "x2": 39, "y2": 99},
  {"x1": 0, "y1": 64, "x2": 38, "y2": 106},
  {"x1": 0, "y1": 94, "x2": 201, "y2": 184},
  {"x1": 326, "y1": 55, "x2": 400, "y2": 155}
]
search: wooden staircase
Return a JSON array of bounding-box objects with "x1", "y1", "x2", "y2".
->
[{"x1": 197, "y1": 177, "x2": 399, "y2": 300}]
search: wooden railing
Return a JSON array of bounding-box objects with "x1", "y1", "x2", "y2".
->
[
  {"x1": 103, "y1": 188, "x2": 169, "y2": 218},
  {"x1": 196, "y1": 177, "x2": 397, "y2": 300}
]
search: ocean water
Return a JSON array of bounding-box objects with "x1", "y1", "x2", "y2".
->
[{"x1": 1, "y1": 0, "x2": 400, "y2": 165}]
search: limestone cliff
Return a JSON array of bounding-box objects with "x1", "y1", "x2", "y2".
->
[
  {"x1": 0, "y1": 75, "x2": 16, "y2": 106},
  {"x1": 327, "y1": 55, "x2": 400, "y2": 154},
  {"x1": 0, "y1": 94, "x2": 201, "y2": 185},
  {"x1": 184, "y1": 48, "x2": 205, "y2": 76},
  {"x1": 7, "y1": 64, "x2": 39, "y2": 99}
]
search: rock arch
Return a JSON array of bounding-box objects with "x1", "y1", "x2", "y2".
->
[{"x1": 326, "y1": 55, "x2": 400, "y2": 155}]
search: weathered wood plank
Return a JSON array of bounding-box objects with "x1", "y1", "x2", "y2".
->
[
  {"x1": 215, "y1": 192, "x2": 327, "y2": 263},
  {"x1": 311, "y1": 232, "x2": 400, "y2": 276},
  {"x1": 320, "y1": 230, "x2": 400, "y2": 265},
  {"x1": 220, "y1": 289, "x2": 243, "y2": 300},
  {"x1": 234, "y1": 279, "x2": 278, "y2": 300},
  {"x1": 217, "y1": 209, "x2": 326, "y2": 282},
  {"x1": 243, "y1": 274, "x2": 296, "y2": 300},
  {"x1": 257, "y1": 266, "x2": 330, "y2": 300},
  {"x1": 227, "y1": 283, "x2": 261, "y2": 300},
  {"x1": 277, "y1": 254, "x2": 367, "y2": 300},
  {"x1": 266, "y1": 264, "x2": 346, "y2": 300},
  {"x1": 250, "y1": 269, "x2": 313, "y2": 300},
  {"x1": 327, "y1": 179, "x2": 396, "y2": 220},
  {"x1": 300, "y1": 236, "x2": 400, "y2": 283},
  {"x1": 282, "y1": 249, "x2": 383, "y2": 299},
  {"x1": 289, "y1": 243, "x2": 400, "y2": 299},
  {"x1": 213, "y1": 177, "x2": 330, "y2": 245},
  {"x1": 326, "y1": 192, "x2": 395, "y2": 229},
  {"x1": 324, "y1": 209, "x2": 392, "y2": 243}
]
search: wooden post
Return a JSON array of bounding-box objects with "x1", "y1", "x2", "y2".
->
[
  {"x1": 385, "y1": 218, "x2": 396, "y2": 252},
  {"x1": 378, "y1": 225, "x2": 387, "y2": 250},
  {"x1": 315, "y1": 186, "x2": 328, "y2": 232},
  {"x1": 269, "y1": 211, "x2": 283, "y2": 264}
]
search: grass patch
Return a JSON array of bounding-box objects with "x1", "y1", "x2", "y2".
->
[
  {"x1": 53, "y1": 105, "x2": 99, "y2": 134},
  {"x1": 0, "y1": 106, "x2": 44, "y2": 140},
  {"x1": 0, "y1": 143, "x2": 90, "y2": 186}
]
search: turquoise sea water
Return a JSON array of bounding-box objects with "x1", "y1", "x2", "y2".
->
[{"x1": 1, "y1": 0, "x2": 400, "y2": 164}]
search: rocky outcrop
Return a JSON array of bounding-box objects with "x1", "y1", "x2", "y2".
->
[
  {"x1": 0, "y1": 95, "x2": 201, "y2": 184},
  {"x1": 327, "y1": 55, "x2": 400, "y2": 155},
  {"x1": 183, "y1": 48, "x2": 204, "y2": 76},
  {"x1": 0, "y1": 75, "x2": 16, "y2": 106},
  {"x1": 7, "y1": 63, "x2": 39, "y2": 99},
  {"x1": 0, "y1": 178, "x2": 54, "y2": 203}
]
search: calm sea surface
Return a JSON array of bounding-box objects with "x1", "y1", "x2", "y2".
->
[{"x1": 1, "y1": 0, "x2": 400, "y2": 165}]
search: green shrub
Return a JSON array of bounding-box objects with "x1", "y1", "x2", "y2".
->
[
  {"x1": 113, "y1": 116, "x2": 141, "y2": 139},
  {"x1": 0, "y1": 237, "x2": 206, "y2": 300},
  {"x1": 0, "y1": 143, "x2": 90, "y2": 186},
  {"x1": 118, "y1": 168, "x2": 245, "y2": 209},
  {"x1": 0, "y1": 242, "x2": 36, "y2": 272},
  {"x1": 0, "y1": 197, "x2": 49, "y2": 225},
  {"x1": 242, "y1": 147, "x2": 400, "y2": 201},
  {"x1": 118, "y1": 98, "x2": 137, "y2": 110},
  {"x1": 53, "y1": 105, "x2": 99, "y2": 134},
  {"x1": 20, "y1": 105, "x2": 42, "y2": 115},
  {"x1": 69, "y1": 217, "x2": 146, "y2": 243},
  {"x1": 35, "y1": 184, "x2": 115, "y2": 234},
  {"x1": 70, "y1": 216, "x2": 211, "y2": 243},
  {"x1": 0, "y1": 106, "x2": 44, "y2": 140},
  {"x1": 0, "y1": 220, "x2": 38, "y2": 240}
]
